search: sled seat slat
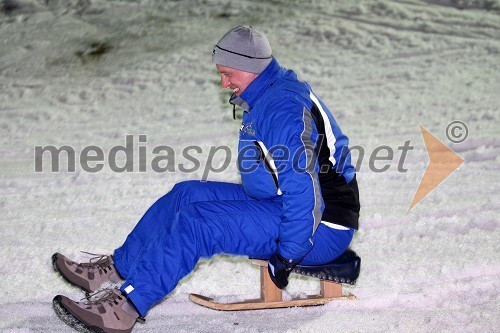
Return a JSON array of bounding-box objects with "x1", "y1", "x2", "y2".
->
[{"x1": 251, "y1": 249, "x2": 361, "y2": 285}]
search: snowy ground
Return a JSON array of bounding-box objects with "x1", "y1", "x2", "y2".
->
[{"x1": 0, "y1": 0, "x2": 499, "y2": 332}]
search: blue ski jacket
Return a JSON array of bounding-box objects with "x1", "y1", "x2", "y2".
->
[{"x1": 232, "y1": 58, "x2": 359, "y2": 260}]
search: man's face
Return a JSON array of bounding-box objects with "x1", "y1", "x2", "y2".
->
[{"x1": 216, "y1": 65, "x2": 258, "y2": 96}]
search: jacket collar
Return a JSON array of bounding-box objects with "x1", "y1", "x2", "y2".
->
[{"x1": 230, "y1": 58, "x2": 284, "y2": 112}]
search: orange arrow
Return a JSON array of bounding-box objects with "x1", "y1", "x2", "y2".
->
[{"x1": 409, "y1": 125, "x2": 464, "y2": 210}]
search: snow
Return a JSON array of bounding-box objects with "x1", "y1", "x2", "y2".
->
[{"x1": 0, "y1": 0, "x2": 499, "y2": 332}]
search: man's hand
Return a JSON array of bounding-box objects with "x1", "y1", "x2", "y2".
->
[{"x1": 268, "y1": 252, "x2": 303, "y2": 289}]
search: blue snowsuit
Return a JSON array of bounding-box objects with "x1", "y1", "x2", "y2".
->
[{"x1": 114, "y1": 58, "x2": 360, "y2": 317}]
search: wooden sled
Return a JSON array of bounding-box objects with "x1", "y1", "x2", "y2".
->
[{"x1": 189, "y1": 249, "x2": 360, "y2": 311}]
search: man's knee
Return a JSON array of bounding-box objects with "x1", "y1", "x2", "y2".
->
[{"x1": 171, "y1": 180, "x2": 203, "y2": 195}]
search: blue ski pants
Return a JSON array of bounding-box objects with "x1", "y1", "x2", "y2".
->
[{"x1": 113, "y1": 180, "x2": 354, "y2": 316}]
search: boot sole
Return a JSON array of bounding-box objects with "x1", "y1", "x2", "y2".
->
[
  {"x1": 52, "y1": 295, "x2": 104, "y2": 333},
  {"x1": 53, "y1": 295, "x2": 137, "y2": 333},
  {"x1": 52, "y1": 253, "x2": 92, "y2": 294}
]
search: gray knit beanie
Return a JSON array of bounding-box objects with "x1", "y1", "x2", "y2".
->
[{"x1": 212, "y1": 26, "x2": 272, "y2": 74}]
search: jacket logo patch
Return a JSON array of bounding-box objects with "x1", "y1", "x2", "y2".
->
[{"x1": 240, "y1": 121, "x2": 256, "y2": 137}]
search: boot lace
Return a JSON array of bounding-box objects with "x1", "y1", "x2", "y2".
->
[
  {"x1": 80, "y1": 251, "x2": 113, "y2": 273},
  {"x1": 81, "y1": 288, "x2": 123, "y2": 307},
  {"x1": 80, "y1": 288, "x2": 146, "y2": 323}
]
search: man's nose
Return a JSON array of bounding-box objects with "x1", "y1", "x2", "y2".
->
[{"x1": 221, "y1": 76, "x2": 230, "y2": 88}]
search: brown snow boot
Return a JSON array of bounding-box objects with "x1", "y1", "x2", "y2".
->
[
  {"x1": 52, "y1": 252, "x2": 123, "y2": 292},
  {"x1": 53, "y1": 288, "x2": 144, "y2": 333}
]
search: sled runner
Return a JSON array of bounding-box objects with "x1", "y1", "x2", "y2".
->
[{"x1": 189, "y1": 249, "x2": 360, "y2": 311}]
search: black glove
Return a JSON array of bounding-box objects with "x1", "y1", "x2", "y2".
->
[{"x1": 268, "y1": 252, "x2": 303, "y2": 289}]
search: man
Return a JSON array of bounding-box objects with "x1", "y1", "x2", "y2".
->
[{"x1": 52, "y1": 26, "x2": 360, "y2": 333}]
